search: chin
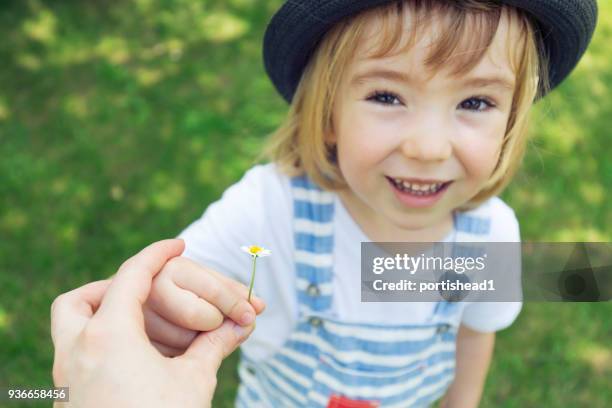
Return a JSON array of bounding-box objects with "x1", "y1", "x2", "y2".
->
[{"x1": 390, "y1": 214, "x2": 437, "y2": 231}]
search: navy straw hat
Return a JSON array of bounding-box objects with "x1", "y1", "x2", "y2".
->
[{"x1": 263, "y1": 0, "x2": 598, "y2": 103}]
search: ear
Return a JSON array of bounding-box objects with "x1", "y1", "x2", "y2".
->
[
  {"x1": 325, "y1": 130, "x2": 337, "y2": 144},
  {"x1": 325, "y1": 115, "x2": 337, "y2": 143}
]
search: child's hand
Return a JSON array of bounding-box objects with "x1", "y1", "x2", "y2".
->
[{"x1": 142, "y1": 256, "x2": 266, "y2": 356}]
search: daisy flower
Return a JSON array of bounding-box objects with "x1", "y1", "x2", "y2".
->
[
  {"x1": 241, "y1": 245, "x2": 271, "y2": 301},
  {"x1": 241, "y1": 245, "x2": 272, "y2": 258}
]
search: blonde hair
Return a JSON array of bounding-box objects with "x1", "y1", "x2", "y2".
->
[{"x1": 261, "y1": 0, "x2": 549, "y2": 210}]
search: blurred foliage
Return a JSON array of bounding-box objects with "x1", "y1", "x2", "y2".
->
[{"x1": 0, "y1": 0, "x2": 610, "y2": 407}]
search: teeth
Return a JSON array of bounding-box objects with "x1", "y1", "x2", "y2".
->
[{"x1": 391, "y1": 178, "x2": 446, "y2": 195}]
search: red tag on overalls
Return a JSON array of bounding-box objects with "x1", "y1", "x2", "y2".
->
[{"x1": 327, "y1": 394, "x2": 380, "y2": 408}]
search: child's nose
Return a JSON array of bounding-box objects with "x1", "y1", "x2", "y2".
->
[
  {"x1": 400, "y1": 136, "x2": 452, "y2": 162},
  {"x1": 399, "y1": 116, "x2": 453, "y2": 162}
]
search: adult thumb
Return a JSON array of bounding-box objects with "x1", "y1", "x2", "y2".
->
[
  {"x1": 180, "y1": 319, "x2": 254, "y2": 375},
  {"x1": 95, "y1": 239, "x2": 185, "y2": 330}
]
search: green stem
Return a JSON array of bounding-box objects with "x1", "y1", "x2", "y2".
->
[{"x1": 248, "y1": 255, "x2": 257, "y2": 302}]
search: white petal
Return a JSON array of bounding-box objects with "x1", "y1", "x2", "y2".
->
[
  {"x1": 241, "y1": 246, "x2": 254, "y2": 254},
  {"x1": 258, "y1": 249, "x2": 272, "y2": 257}
]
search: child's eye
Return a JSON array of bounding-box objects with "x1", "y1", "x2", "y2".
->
[
  {"x1": 366, "y1": 90, "x2": 402, "y2": 106},
  {"x1": 459, "y1": 97, "x2": 496, "y2": 112},
  {"x1": 365, "y1": 91, "x2": 496, "y2": 112}
]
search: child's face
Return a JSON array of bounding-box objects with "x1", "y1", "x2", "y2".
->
[{"x1": 330, "y1": 9, "x2": 519, "y2": 232}]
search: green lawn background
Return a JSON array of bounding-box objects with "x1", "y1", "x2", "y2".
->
[{"x1": 0, "y1": 0, "x2": 610, "y2": 407}]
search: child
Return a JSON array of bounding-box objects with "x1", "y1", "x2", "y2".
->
[{"x1": 143, "y1": 0, "x2": 597, "y2": 406}]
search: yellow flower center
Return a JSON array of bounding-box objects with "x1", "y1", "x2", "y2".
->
[{"x1": 249, "y1": 245, "x2": 262, "y2": 255}]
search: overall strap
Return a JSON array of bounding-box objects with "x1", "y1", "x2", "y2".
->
[
  {"x1": 432, "y1": 207, "x2": 492, "y2": 320},
  {"x1": 290, "y1": 174, "x2": 336, "y2": 318},
  {"x1": 450, "y1": 207, "x2": 491, "y2": 265},
  {"x1": 452, "y1": 205, "x2": 492, "y2": 242}
]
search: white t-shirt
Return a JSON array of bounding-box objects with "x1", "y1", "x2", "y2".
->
[{"x1": 178, "y1": 163, "x2": 522, "y2": 361}]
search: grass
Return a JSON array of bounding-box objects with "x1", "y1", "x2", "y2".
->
[{"x1": 0, "y1": 0, "x2": 610, "y2": 407}]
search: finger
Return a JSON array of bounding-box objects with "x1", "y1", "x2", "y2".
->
[
  {"x1": 148, "y1": 273, "x2": 224, "y2": 331},
  {"x1": 201, "y1": 266, "x2": 266, "y2": 314},
  {"x1": 217, "y1": 276, "x2": 266, "y2": 315},
  {"x1": 51, "y1": 280, "x2": 112, "y2": 354},
  {"x1": 143, "y1": 305, "x2": 198, "y2": 350},
  {"x1": 179, "y1": 319, "x2": 254, "y2": 375},
  {"x1": 96, "y1": 239, "x2": 185, "y2": 329},
  {"x1": 150, "y1": 340, "x2": 184, "y2": 358},
  {"x1": 169, "y1": 258, "x2": 258, "y2": 326},
  {"x1": 165, "y1": 257, "x2": 266, "y2": 314}
]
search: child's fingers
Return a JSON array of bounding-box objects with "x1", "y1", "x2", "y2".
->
[
  {"x1": 199, "y1": 265, "x2": 266, "y2": 314},
  {"x1": 150, "y1": 339, "x2": 184, "y2": 358},
  {"x1": 143, "y1": 304, "x2": 198, "y2": 350},
  {"x1": 214, "y1": 275, "x2": 266, "y2": 314},
  {"x1": 169, "y1": 260, "x2": 257, "y2": 326},
  {"x1": 164, "y1": 256, "x2": 265, "y2": 314},
  {"x1": 148, "y1": 275, "x2": 224, "y2": 331}
]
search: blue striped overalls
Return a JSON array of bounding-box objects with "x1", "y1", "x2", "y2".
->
[{"x1": 236, "y1": 174, "x2": 491, "y2": 407}]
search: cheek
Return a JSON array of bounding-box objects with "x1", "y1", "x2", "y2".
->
[
  {"x1": 457, "y1": 136, "x2": 504, "y2": 181},
  {"x1": 336, "y1": 111, "x2": 391, "y2": 170}
]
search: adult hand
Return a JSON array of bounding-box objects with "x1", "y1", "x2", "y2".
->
[
  {"x1": 144, "y1": 256, "x2": 266, "y2": 357},
  {"x1": 50, "y1": 239, "x2": 254, "y2": 408}
]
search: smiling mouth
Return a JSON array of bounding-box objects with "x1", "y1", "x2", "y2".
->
[{"x1": 386, "y1": 177, "x2": 453, "y2": 196}]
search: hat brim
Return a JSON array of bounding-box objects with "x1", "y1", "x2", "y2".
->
[{"x1": 263, "y1": 0, "x2": 598, "y2": 103}]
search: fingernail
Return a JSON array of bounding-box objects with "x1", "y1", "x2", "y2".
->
[
  {"x1": 250, "y1": 290, "x2": 263, "y2": 302},
  {"x1": 241, "y1": 311, "x2": 255, "y2": 325},
  {"x1": 233, "y1": 323, "x2": 248, "y2": 339}
]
